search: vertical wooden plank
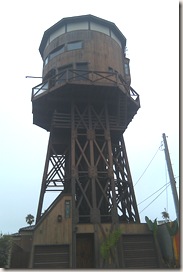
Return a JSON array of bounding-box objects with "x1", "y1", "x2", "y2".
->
[{"x1": 71, "y1": 99, "x2": 76, "y2": 268}]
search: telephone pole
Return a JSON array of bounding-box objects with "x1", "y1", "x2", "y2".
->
[{"x1": 162, "y1": 133, "x2": 179, "y2": 225}]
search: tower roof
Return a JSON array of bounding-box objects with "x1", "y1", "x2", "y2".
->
[{"x1": 39, "y1": 14, "x2": 126, "y2": 57}]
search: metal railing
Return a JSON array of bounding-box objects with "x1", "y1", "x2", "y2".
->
[{"x1": 32, "y1": 69, "x2": 139, "y2": 102}]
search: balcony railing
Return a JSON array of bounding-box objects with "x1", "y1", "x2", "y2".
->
[
  {"x1": 32, "y1": 81, "x2": 49, "y2": 97},
  {"x1": 32, "y1": 69, "x2": 139, "y2": 103}
]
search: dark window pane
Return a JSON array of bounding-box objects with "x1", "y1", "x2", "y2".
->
[
  {"x1": 67, "y1": 41, "x2": 82, "y2": 51},
  {"x1": 57, "y1": 65, "x2": 73, "y2": 83},
  {"x1": 75, "y1": 63, "x2": 88, "y2": 80},
  {"x1": 50, "y1": 45, "x2": 65, "y2": 60}
]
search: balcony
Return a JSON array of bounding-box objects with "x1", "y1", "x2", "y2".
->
[{"x1": 32, "y1": 69, "x2": 140, "y2": 106}]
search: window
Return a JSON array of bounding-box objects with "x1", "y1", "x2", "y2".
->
[
  {"x1": 108, "y1": 67, "x2": 117, "y2": 74},
  {"x1": 44, "y1": 56, "x2": 49, "y2": 66},
  {"x1": 67, "y1": 41, "x2": 82, "y2": 51},
  {"x1": 75, "y1": 63, "x2": 88, "y2": 80},
  {"x1": 43, "y1": 69, "x2": 56, "y2": 87},
  {"x1": 108, "y1": 67, "x2": 113, "y2": 73},
  {"x1": 43, "y1": 41, "x2": 83, "y2": 67},
  {"x1": 50, "y1": 45, "x2": 65, "y2": 60},
  {"x1": 124, "y1": 63, "x2": 129, "y2": 75},
  {"x1": 76, "y1": 62, "x2": 88, "y2": 70},
  {"x1": 65, "y1": 200, "x2": 71, "y2": 218},
  {"x1": 57, "y1": 64, "x2": 73, "y2": 83}
]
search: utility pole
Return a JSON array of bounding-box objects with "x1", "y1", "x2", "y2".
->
[{"x1": 162, "y1": 133, "x2": 179, "y2": 225}]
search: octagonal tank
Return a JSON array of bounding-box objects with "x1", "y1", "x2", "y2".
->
[
  {"x1": 32, "y1": 15, "x2": 140, "y2": 131},
  {"x1": 39, "y1": 14, "x2": 131, "y2": 85}
]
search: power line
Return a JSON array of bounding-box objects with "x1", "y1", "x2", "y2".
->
[
  {"x1": 139, "y1": 183, "x2": 170, "y2": 214},
  {"x1": 138, "y1": 182, "x2": 170, "y2": 206},
  {"x1": 134, "y1": 143, "x2": 163, "y2": 187}
]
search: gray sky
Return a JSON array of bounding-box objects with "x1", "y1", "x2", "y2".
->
[{"x1": 0, "y1": 0, "x2": 179, "y2": 234}]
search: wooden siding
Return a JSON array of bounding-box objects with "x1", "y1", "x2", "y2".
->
[
  {"x1": 43, "y1": 30, "x2": 124, "y2": 78},
  {"x1": 76, "y1": 223, "x2": 151, "y2": 240},
  {"x1": 32, "y1": 195, "x2": 72, "y2": 245}
]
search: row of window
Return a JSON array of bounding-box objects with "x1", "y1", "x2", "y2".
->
[
  {"x1": 44, "y1": 40, "x2": 83, "y2": 66},
  {"x1": 45, "y1": 21, "x2": 122, "y2": 49}
]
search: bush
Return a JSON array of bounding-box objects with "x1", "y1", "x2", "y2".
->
[{"x1": 0, "y1": 233, "x2": 11, "y2": 267}]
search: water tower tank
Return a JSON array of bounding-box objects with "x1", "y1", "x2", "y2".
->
[{"x1": 32, "y1": 14, "x2": 135, "y2": 131}]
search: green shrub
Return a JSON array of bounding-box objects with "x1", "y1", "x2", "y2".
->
[{"x1": 100, "y1": 228, "x2": 122, "y2": 260}]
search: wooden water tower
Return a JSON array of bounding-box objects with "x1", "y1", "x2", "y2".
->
[{"x1": 30, "y1": 14, "x2": 141, "y2": 268}]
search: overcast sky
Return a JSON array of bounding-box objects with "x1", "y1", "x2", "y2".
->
[{"x1": 0, "y1": 0, "x2": 179, "y2": 234}]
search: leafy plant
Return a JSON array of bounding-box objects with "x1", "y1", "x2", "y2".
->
[
  {"x1": 165, "y1": 220, "x2": 178, "y2": 236},
  {"x1": 100, "y1": 228, "x2": 122, "y2": 260},
  {"x1": 145, "y1": 216, "x2": 158, "y2": 237},
  {"x1": 161, "y1": 208, "x2": 170, "y2": 222},
  {"x1": 0, "y1": 233, "x2": 12, "y2": 267}
]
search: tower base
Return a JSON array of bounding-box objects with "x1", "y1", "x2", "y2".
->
[{"x1": 9, "y1": 214, "x2": 165, "y2": 269}]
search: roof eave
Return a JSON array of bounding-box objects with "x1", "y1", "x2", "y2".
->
[{"x1": 39, "y1": 14, "x2": 126, "y2": 58}]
